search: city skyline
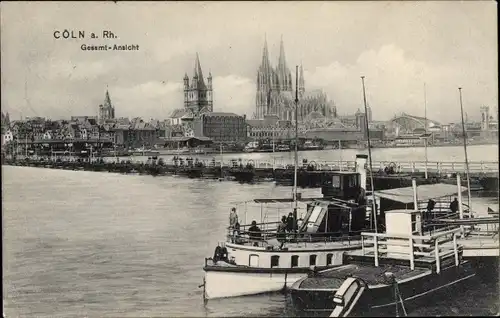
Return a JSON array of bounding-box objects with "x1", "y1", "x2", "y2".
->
[{"x1": 1, "y1": 1, "x2": 497, "y2": 123}]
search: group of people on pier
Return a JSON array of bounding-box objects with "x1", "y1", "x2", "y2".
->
[{"x1": 172, "y1": 156, "x2": 204, "y2": 168}]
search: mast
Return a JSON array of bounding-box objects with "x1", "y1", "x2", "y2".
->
[
  {"x1": 272, "y1": 122, "x2": 275, "y2": 153},
  {"x1": 24, "y1": 75, "x2": 28, "y2": 158},
  {"x1": 424, "y1": 83, "x2": 428, "y2": 179},
  {"x1": 361, "y1": 76, "x2": 377, "y2": 233},
  {"x1": 339, "y1": 139, "x2": 343, "y2": 171},
  {"x1": 293, "y1": 65, "x2": 299, "y2": 232},
  {"x1": 220, "y1": 142, "x2": 223, "y2": 180},
  {"x1": 458, "y1": 87, "x2": 472, "y2": 215}
]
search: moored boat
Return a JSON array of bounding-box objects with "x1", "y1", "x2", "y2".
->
[
  {"x1": 289, "y1": 179, "x2": 475, "y2": 317},
  {"x1": 202, "y1": 155, "x2": 380, "y2": 300}
]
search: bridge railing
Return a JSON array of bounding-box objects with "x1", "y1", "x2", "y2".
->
[
  {"x1": 233, "y1": 160, "x2": 498, "y2": 174},
  {"x1": 21, "y1": 155, "x2": 499, "y2": 174}
]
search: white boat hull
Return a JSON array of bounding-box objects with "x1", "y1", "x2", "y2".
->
[{"x1": 204, "y1": 269, "x2": 306, "y2": 299}]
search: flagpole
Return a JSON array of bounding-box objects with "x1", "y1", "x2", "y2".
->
[
  {"x1": 424, "y1": 83, "x2": 428, "y2": 179},
  {"x1": 458, "y1": 87, "x2": 472, "y2": 216},
  {"x1": 339, "y1": 139, "x2": 343, "y2": 172},
  {"x1": 361, "y1": 76, "x2": 377, "y2": 233},
  {"x1": 293, "y1": 65, "x2": 299, "y2": 233}
]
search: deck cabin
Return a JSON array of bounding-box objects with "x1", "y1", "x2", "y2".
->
[
  {"x1": 373, "y1": 182, "x2": 468, "y2": 232},
  {"x1": 212, "y1": 156, "x2": 375, "y2": 270}
]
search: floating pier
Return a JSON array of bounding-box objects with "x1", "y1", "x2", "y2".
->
[{"x1": 2, "y1": 156, "x2": 498, "y2": 191}]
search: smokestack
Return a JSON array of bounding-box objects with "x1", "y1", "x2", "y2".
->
[{"x1": 355, "y1": 154, "x2": 368, "y2": 191}]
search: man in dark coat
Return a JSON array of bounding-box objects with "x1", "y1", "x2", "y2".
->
[
  {"x1": 450, "y1": 198, "x2": 459, "y2": 214},
  {"x1": 248, "y1": 220, "x2": 262, "y2": 246},
  {"x1": 286, "y1": 212, "x2": 294, "y2": 233}
]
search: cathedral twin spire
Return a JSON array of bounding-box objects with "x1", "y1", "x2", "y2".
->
[{"x1": 257, "y1": 35, "x2": 304, "y2": 93}]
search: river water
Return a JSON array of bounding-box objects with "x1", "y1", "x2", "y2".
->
[
  {"x1": 2, "y1": 145, "x2": 499, "y2": 317},
  {"x1": 118, "y1": 144, "x2": 500, "y2": 164}
]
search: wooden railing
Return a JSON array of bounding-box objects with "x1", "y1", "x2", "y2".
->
[
  {"x1": 360, "y1": 227, "x2": 462, "y2": 273},
  {"x1": 227, "y1": 224, "x2": 368, "y2": 248},
  {"x1": 198, "y1": 159, "x2": 498, "y2": 174},
  {"x1": 16, "y1": 154, "x2": 499, "y2": 174}
]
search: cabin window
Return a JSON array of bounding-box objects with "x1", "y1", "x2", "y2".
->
[
  {"x1": 249, "y1": 254, "x2": 259, "y2": 267},
  {"x1": 332, "y1": 175, "x2": 340, "y2": 188},
  {"x1": 309, "y1": 254, "x2": 317, "y2": 266},
  {"x1": 291, "y1": 255, "x2": 299, "y2": 268},
  {"x1": 348, "y1": 175, "x2": 358, "y2": 188},
  {"x1": 411, "y1": 213, "x2": 417, "y2": 233},
  {"x1": 326, "y1": 253, "x2": 333, "y2": 265},
  {"x1": 271, "y1": 255, "x2": 280, "y2": 268}
]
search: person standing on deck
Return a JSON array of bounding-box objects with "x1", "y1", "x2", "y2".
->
[
  {"x1": 286, "y1": 212, "x2": 294, "y2": 233},
  {"x1": 229, "y1": 207, "x2": 238, "y2": 229},
  {"x1": 277, "y1": 216, "x2": 287, "y2": 248},
  {"x1": 426, "y1": 199, "x2": 436, "y2": 220},
  {"x1": 248, "y1": 220, "x2": 262, "y2": 246},
  {"x1": 449, "y1": 198, "x2": 459, "y2": 215}
]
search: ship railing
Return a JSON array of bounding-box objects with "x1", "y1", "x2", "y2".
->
[
  {"x1": 462, "y1": 220, "x2": 499, "y2": 238},
  {"x1": 361, "y1": 227, "x2": 463, "y2": 274},
  {"x1": 228, "y1": 226, "x2": 369, "y2": 248}
]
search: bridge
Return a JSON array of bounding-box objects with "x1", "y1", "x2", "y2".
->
[
  {"x1": 386, "y1": 113, "x2": 441, "y2": 135},
  {"x1": 13, "y1": 138, "x2": 114, "y2": 145},
  {"x1": 116, "y1": 155, "x2": 498, "y2": 176}
]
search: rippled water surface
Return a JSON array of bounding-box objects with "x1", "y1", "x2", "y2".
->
[{"x1": 3, "y1": 146, "x2": 499, "y2": 317}]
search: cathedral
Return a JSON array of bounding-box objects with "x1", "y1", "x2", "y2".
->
[
  {"x1": 183, "y1": 53, "x2": 213, "y2": 115},
  {"x1": 254, "y1": 37, "x2": 337, "y2": 121}
]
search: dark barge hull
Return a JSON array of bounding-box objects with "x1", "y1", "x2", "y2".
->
[
  {"x1": 479, "y1": 176, "x2": 499, "y2": 192},
  {"x1": 289, "y1": 261, "x2": 475, "y2": 317},
  {"x1": 230, "y1": 170, "x2": 255, "y2": 182}
]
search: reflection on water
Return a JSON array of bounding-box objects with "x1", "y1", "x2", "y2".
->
[{"x1": 2, "y1": 145, "x2": 499, "y2": 318}]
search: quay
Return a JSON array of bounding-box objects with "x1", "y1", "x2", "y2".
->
[{"x1": 1, "y1": 155, "x2": 498, "y2": 191}]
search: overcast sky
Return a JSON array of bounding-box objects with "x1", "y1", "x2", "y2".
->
[{"x1": 1, "y1": 1, "x2": 497, "y2": 123}]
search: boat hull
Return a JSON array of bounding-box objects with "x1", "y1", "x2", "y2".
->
[
  {"x1": 203, "y1": 267, "x2": 308, "y2": 299},
  {"x1": 289, "y1": 261, "x2": 476, "y2": 317}
]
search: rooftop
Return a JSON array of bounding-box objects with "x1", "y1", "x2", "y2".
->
[
  {"x1": 202, "y1": 112, "x2": 242, "y2": 117},
  {"x1": 375, "y1": 183, "x2": 467, "y2": 204}
]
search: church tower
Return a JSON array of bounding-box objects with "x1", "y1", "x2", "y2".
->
[
  {"x1": 276, "y1": 36, "x2": 292, "y2": 92},
  {"x1": 183, "y1": 53, "x2": 213, "y2": 114},
  {"x1": 98, "y1": 89, "x2": 115, "y2": 124},
  {"x1": 255, "y1": 37, "x2": 274, "y2": 119}
]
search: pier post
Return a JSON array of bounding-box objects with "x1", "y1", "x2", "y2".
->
[
  {"x1": 453, "y1": 233, "x2": 459, "y2": 266},
  {"x1": 434, "y1": 239, "x2": 441, "y2": 274},
  {"x1": 409, "y1": 237, "x2": 415, "y2": 270},
  {"x1": 361, "y1": 235, "x2": 365, "y2": 255},
  {"x1": 457, "y1": 174, "x2": 464, "y2": 237},
  {"x1": 374, "y1": 236, "x2": 379, "y2": 267},
  {"x1": 411, "y1": 162, "x2": 415, "y2": 173},
  {"x1": 412, "y1": 179, "x2": 418, "y2": 211}
]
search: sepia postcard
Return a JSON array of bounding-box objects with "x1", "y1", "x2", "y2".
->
[{"x1": 1, "y1": 1, "x2": 498, "y2": 317}]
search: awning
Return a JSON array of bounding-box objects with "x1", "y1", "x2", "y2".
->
[
  {"x1": 375, "y1": 183, "x2": 467, "y2": 204},
  {"x1": 253, "y1": 197, "x2": 323, "y2": 203}
]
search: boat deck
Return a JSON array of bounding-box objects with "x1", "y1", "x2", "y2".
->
[
  {"x1": 298, "y1": 262, "x2": 431, "y2": 290},
  {"x1": 227, "y1": 238, "x2": 364, "y2": 251}
]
